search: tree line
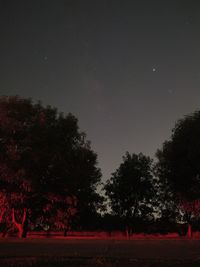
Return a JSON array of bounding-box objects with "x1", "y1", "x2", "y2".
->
[{"x1": 0, "y1": 96, "x2": 200, "y2": 238}]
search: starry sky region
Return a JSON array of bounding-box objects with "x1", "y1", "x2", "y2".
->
[{"x1": 0, "y1": 0, "x2": 200, "y2": 181}]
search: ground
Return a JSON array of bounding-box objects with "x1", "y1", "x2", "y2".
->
[{"x1": 0, "y1": 238, "x2": 200, "y2": 266}]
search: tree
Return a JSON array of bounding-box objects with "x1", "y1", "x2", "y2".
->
[
  {"x1": 66, "y1": 145, "x2": 103, "y2": 230},
  {"x1": 153, "y1": 172, "x2": 181, "y2": 234},
  {"x1": 156, "y1": 110, "x2": 200, "y2": 237},
  {"x1": 0, "y1": 96, "x2": 102, "y2": 237},
  {"x1": 104, "y1": 152, "x2": 156, "y2": 236},
  {"x1": 41, "y1": 194, "x2": 77, "y2": 235}
]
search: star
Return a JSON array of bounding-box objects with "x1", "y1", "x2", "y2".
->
[{"x1": 152, "y1": 68, "x2": 156, "y2": 72}]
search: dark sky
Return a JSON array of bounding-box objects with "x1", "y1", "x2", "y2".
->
[{"x1": 1, "y1": 0, "x2": 200, "y2": 181}]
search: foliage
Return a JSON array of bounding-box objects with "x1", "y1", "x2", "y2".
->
[
  {"x1": 156, "y1": 111, "x2": 200, "y2": 199},
  {"x1": 153, "y1": 168, "x2": 180, "y2": 224},
  {"x1": 104, "y1": 152, "x2": 156, "y2": 230},
  {"x1": 156, "y1": 110, "x2": 200, "y2": 227},
  {"x1": 0, "y1": 96, "x2": 102, "y2": 236}
]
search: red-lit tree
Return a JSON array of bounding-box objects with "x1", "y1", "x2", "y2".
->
[
  {"x1": 156, "y1": 110, "x2": 200, "y2": 237},
  {"x1": 0, "y1": 96, "x2": 102, "y2": 237},
  {"x1": 0, "y1": 192, "x2": 7, "y2": 223},
  {"x1": 0, "y1": 191, "x2": 11, "y2": 237},
  {"x1": 42, "y1": 194, "x2": 77, "y2": 235},
  {"x1": 177, "y1": 195, "x2": 200, "y2": 237}
]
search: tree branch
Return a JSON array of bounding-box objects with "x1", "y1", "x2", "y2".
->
[
  {"x1": 22, "y1": 208, "x2": 27, "y2": 224},
  {"x1": 12, "y1": 208, "x2": 17, "y2": 225}
]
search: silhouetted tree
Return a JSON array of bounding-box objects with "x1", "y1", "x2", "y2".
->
[
  {"x1": 104, "y1": 152, "x2": 156, "y2": 236},
  {"x1": 0, "y1": 96, "x2": 102, "y2": 237},
  {"x1": 154, "y1": 164, "x2": 180, "y2": 227},
  {"x1": 156, "y1": 110, "x2": 200, "y2": 237}
]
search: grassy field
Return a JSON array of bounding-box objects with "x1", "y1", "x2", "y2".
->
[
  {"x1": 1, "y1": 257, "x2": 200, "y2": 267},
  {"x1": 1, "y1": 239, "x2": 200, "y2": 266}
]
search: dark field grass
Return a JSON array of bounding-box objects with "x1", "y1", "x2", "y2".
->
[
  {"x1": 2, "y1": 257, "x2": 200, "y2": 267},
  {"x1": 1, "y1": 239, "x2": 200, "y2": 266}
]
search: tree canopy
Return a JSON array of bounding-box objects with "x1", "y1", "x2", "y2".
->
[
  {"x1": 0, "y1": 96, "x2": 102, "y2": 237},
  {"x1": 156, "y1": 110, "x2": 200, "y2": 236},
  {"x1": 104, "y1": 152, "x2": 155, "y2": 234},
  {"x1": 156, "y1": 110, "x2": 200, "y2": 200}
]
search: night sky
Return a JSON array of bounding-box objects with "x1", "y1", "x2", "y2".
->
[{"x1": 1, "y1": 0, "x2": 200, "y2": 181}]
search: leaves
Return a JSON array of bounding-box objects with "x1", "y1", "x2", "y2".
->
[
  {"x1": 104, "y1": 152, "x2": 155, "y2": 221},
  {"x1": 0, "y1": 96, "x2": 102, "y2": 233},
  {"x1": 156, "y1": 110, "x2": 200, "y2": 222}
]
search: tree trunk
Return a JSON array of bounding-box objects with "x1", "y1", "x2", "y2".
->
[
  {"x1": 0, "y1": 208, "x2": 6, "y2": 223},
  {"x1": 187, "y1": 223, "x2": 192, "y2": 238},
  {"x1": 12, "y1": 208, "x2": 28, "y2": 238},
  {"x1": 125, "y1": 226, "x2": 129, "y2": 238},
  {"x1": 125, "y1": 226, "x2": 132, "y2": 238}
]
